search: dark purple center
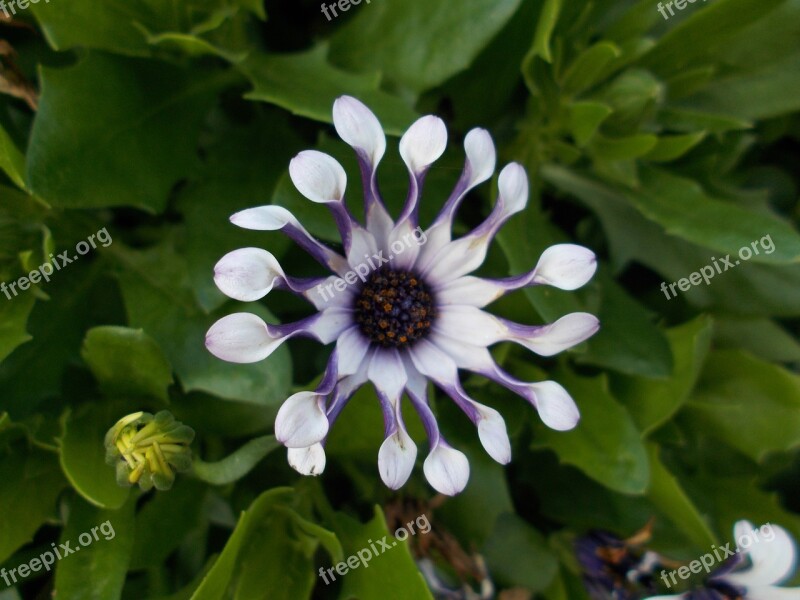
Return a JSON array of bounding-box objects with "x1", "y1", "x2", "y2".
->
[{"x1": 354, "y1": 268, "x2": 436, "y2": 348}]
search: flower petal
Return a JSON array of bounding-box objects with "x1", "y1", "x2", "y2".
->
[
  {"x1": 434, "y1": 276, "x2": 506, "y2": 307},
  {"x1": 500, "y1": 312, "x2": 600, "y2": 356},
  {"x1": 728, "y1": 521, "x2": 797, "y2": 588},
  {"x1": 368, "y1": 348, "x2": 408, "y2": 401},
  {"x1": 528, "y1": 381, "x2": 580, "y2": 431},
  {"x1": 336, "y1": 326, "x2": 371, "y2": 376},
  {"x1": 214, "y1": 247, "x2": 284, "y2": 302},
  {"x1": 230, "y1": 205, "x2": 349, "y2": 276},
  {"x1": 399, "y1": 115, "x2": 447, "y2": 174},
  {"x1": 275, "y1": 391, "x2": 329, "y2": 448},
  {"x1": 333, "y1": 95, "x2": 386, "y2": 167},
  {"x1": 288, "y1": 443, "x2": 326, "y2": 476},
  {"x1": 476, "y1": 407, "x2": 511, "y2": 464},
  {"x1": 463, "y1": 128, "x2": 497, "y2": 189},
  {"x1": 378, "y1": 422, "x2": 417, "y2": 490},
  {"x1": 205, "y1": 312, "x2": 279, "y2": 363},
  {"x1": 423, "y1": 443, "x2": 470, "y2": 496},
  {"x1": 289, "y1": 150, "x2": 347, "y2": 204},
  {"x1": 532, "y1": 244, "x2": 597, "y2": 290}
]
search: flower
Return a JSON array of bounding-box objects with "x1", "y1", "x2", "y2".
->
[
  {"x1": 646, "y1": 520, "x2": 799, "y2": 600},
  {"x1": 576, "y1": 523, "x2": 661, "y2": 600},
  {"x1": 105, "y1": 411, "x2": 195, "y2": 491},
  {"x1": 205, "y1": 96, "x2": 599, "y2": 495}
]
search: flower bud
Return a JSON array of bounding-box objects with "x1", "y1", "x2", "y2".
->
[{"x1": 104, "y1": 411, "x2": 194, "y2": 491}]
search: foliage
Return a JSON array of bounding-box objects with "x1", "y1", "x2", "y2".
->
[{"x1": 0, "y1": 0, "x2": 799, "y2": 598}]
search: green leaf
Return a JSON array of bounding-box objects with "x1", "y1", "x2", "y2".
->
[
  {"x1": 191, "y1": 435, "x2": 280, "y2": 485},
  {"x1": 578, "y1": 271, "x2": 674, "y2": 379},
  {"x1": 54, "y1": 493, "x2": 136, "y2": 600},
  {"x1": 0, "y1": 444, "x2": 66, "y2": 564},
  {"x1": 626, "y1": 167, "x2": 800, "y2": 264},
  {"x1": 639, "y1": 0, "x2": 787, "y2": 76},
  {"x1": 0, "y1": 293, "x2": 34, "y2": 364},
  {"x1": 713, "y1": 316, "x2": 800, "y2": 364},
  {"x1": 482, "y1": 513, "x2": 558, "y2": 591},
  {"x1": 330, "y1": 506, "x2": 433, "y2": 600},
  {"x1": 532, "y1": 371, "x2": 650, "y2": 494},
  {"x1": 328, "y1": 0, "x2": 523, "y2": 93},
  {"x1": 646, "y1": 443, "x2": 717, "y2": 550},
  {"x1": 31, "y1": 0, "x2": 261, "y2": 57},
  {"x1": 685, "y1": 349, "x2": 800, "y2": 462},
  {"x1": 644, "y1": 131, "x2": 707, "y2": 162},
  {"x1": 527, "y1": 0, "x2": 562, "y2": 64},
  {"x1": 0, "y1": 123, "x2": 27, "y2": 190},
  {"x1": 81, "y1": 326, "x2": 173, "y2": 403},
  {"x1": 27, "y1": 52, "x2": 223, "y2": 212},
  {"x1": 130, "y1": 478, "x2": 207, "y2": 570},
  {"x1": 59, "y1": 403, "x2": 131, "y2": 510},
  {"x1": 589, "y1": 133, "x2": 658, "y2": 160},
  {"x1": 615, "y1": 315, "x2": 713, "y2": 435},
  {"x1": 569, "y1": 101, "x2": 613, "y2": 147},
  {"x1": 190, "y1": 488, "x2": 341, "y2": 600},
  {"x1": 240, "y1": 44, "x2": 417, "y2": 135},
  {"x1": 114, "y1": 239, "x2": 292, "y2": 407},
  {"x1": 561, "y1": 42, "x2": 621, "y2": 95}
]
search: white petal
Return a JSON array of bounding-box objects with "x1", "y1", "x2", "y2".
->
[
  {"x1": 514, "y1": 312, "x2": 599, "y2": 356},
  {"x1": 368, "y1": 349, "x2": 408, "y2": 401},
  {"x1": 333, "y1": 95, "x2": 386, "y2": 166},
  {"x1": 308, "y1": 308, "x2": 356, "y2": 344},
  {"x1": 336, "y1": 327, "x2": 370, "y2": 376},
  {"x1": 230, "y1": 205, "x2": 296, "y2": 230},
  {"x1": 729, "y1": 521, "x2": 797, "y2": 588},
  {"x1": 289, "y1": 150, "x2": 347, "y2": 204},
  {"x1": 746, "y1": 586, "x2": 800, "y2": 599},
  {"x1": 214, "y1": 247, "x2": 284, "y2": 302},
  {"x1": 346, "y1": 227, "x2": 379, "y2": 270},
  {"x1": 463, "y1": 128, "x2": 496, "y2": 187},
  {"x1": 399, "y1": 115, "x2": 447, "y2": 174},
  {"x1": 533, "y1": 244, "x2": 597, "y2": 290},
  {"x1": 378, "y1": 426, "x2": 417, "y2": 490},
  {"x1": 435, "y1": 276, "x2": 504, "y2": 307},
  {"x1": 275, "y1": 392, "x2": 329, "y2": 448},
  {"x1": 423, "y1": 444, "x2": 470, "y2": 496},
  {"x1": 288, "y1": 443, "x2": 326, "y2": 476},
  {"x1": 384, "y1": 219, "x2": 423, "y2": 269},
  {"x1": 498, "y1": 163, "x2": 529, "y2": 215},
  {"x1": 408, "y1": 339, "x2": 459, "y2": 385},
  {"x1": 434, "y1": 305, "x2": 506, "y2": 347},
  {"x1": 304, "y1": 275, "x2": 358, "y2": 310},
  {"x1": 529, "y1": 381, "x2": 580, "y2": 430},
  {"x1": 205, "y1": 312, "x2": 279, "y2": 364},
  {"x1": 476, "y1": 407, "x2": 511, "y2": 464}
]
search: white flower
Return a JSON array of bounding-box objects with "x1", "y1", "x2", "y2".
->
[
  {"x1": 647, "y1": 520, "x2": 800, "y2": 599},
  {"x1": 206, "y1": 96, "x2": 599, "y2": 495}
]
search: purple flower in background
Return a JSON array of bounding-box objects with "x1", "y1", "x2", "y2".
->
[
  {"x1": 577, "y1": 526, "x2": 661, "y2": 600},
  {"x1": 646, "y1": 521, "x2": 800, "y2": 600},
  {"x1": 205, "y1": 96, "x2": 599, "y2": 495}
]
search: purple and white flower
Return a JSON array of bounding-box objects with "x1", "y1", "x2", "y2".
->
[
  {"x1": 205, "y1": 96, "x2": 599, "y2": 495},
  {"x1": 648, "y1": 520, "x2": 800, "y2": 600}
]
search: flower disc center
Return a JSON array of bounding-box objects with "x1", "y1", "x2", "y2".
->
[{"x1": 354, "y1": 268, "x2": 436, "y2": 348}]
